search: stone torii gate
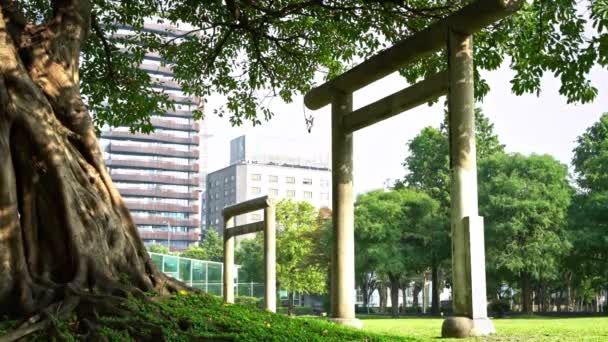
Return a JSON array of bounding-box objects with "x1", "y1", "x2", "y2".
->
[
  {"x1": 223, "y1": 196, "x2": 277, "y2": 312},
  {"x1": 303, "y1": 0, "x2": 522, "y2": 337}
]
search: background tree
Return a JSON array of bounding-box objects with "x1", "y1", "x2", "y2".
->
[
  {"x1": 569, "y1": 113, "x2": 608, "y2": 305},
  {"x1": 355, "y1": 188, "x2": 438, "y2": 317},
  {"x1": 236, "y1": 201, "x2": 328, "y2": 315},
  {"x1": 147, "y1": 244, "x2": 170, "y2": 255},
  {"x1": 1, "y1": 0, "x2": 606, "y2": 334},
  {"x1": 478, "y1": 153, "x2": 572, "y2": 314},
  {"x1": 181, "y1": 230, "x2": 224, "y2": 262},
  {"x1": 275, "y1": 200, "x2": 328, "y2": 315}
]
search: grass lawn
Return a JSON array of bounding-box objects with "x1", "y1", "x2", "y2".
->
[{"x1": 359, "y1": 315, "x2": 608, "y2": 341}]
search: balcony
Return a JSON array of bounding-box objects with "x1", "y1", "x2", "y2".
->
[
  {"x1": 138, "y1": 230, "x2": 200, "y2": 242},
  {"x1": 151, "y1": 118, "x2": 199, "y2": 132},
  {"x1": 101, "y1": 131, "x2": 199, "y2": 145},
  {"x1": 140, "y1": 61, "x2": 173, "y2": 76},
  {"x1": 167, "y1": 93, "x2": 197, "y2": 106},
  {"x1": 118, "y1": 187, "x2": 198, "y2": 200},
  {"x1": 125, "y1": 201, "x2": 199, "y2": 214},
  {"x1": 110, "y1": 172, "x2": 199, "y2": 186},
  {"x1": 133, "y1": 215, "x2": 200, "y2": 228},
  {"x1": 163, "y1": 110, "x2": 193, "y2": 118},
  {"x1": 105, "y1": 143, "x2": 199, "y2": 159},
  {"x1": 106, "y1": 159, "x2": 199, "y2": 172},
  {"x1": 151, "y1": 76, "x2": 181, "y2": 91}
]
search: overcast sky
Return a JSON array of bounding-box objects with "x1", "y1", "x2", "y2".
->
[{"x1": 204, "y1": 62, "x2": 607, "y2": 195}]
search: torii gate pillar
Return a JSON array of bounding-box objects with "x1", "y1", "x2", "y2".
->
[
  {"x1": 442, "y1": 30, "x2": 493, "y2": 337},
  {"x1": 329, "y1": 92, "x2": 362, "y2": 329}
]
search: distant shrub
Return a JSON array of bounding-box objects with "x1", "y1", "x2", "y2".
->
[
  {"x1": 235, "y1": 296, "x2": 263, "y2": 308},
  {"x1": 276, "y1": 306, "x2": 314, "y2": 316},
  {"x1": 489, "y1": 299, "x2": 510, "y2": 318}
]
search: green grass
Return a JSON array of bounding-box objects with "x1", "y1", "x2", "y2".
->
[
  {"x1": 358, "y1": 315, "x2": 608, "y2": 341},
  {"x1": 2, "y1": 295, "x2": 607, "y2": 341}
]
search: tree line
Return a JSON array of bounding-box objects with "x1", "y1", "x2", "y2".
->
[{"x1": 355, "y1": 111, "x2": 608, "y2": 317}]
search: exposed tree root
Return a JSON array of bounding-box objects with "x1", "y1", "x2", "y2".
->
[{"x1": 0, "y1": 282, "x2": 202, "y2": 342}]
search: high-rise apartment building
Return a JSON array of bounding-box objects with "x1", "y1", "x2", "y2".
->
[
  {"x1": 100, "y1": 23, "x2": 206, "y2": 251},
  {"x1": 205, "y1": 135, "x2": 331, "y2": 235}
]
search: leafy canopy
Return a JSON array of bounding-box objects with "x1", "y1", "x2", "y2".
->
[
  {"x1": 355, "y1": 188, "x2": 439, "y2": 280},
  {"x1": 570, "y1": 113, "x2": 608, "y2": 288},
  {"x1": 181, "y1": 230, "x2": 224, "y2": 262},
  {"x1": 479, "y1": 153, "x2": 572, "y2": 283},
  {"x1": 236, "y1": 200, "x2": 328, "y2": 295},
  {"x1": 15, "y1": 0, "x2": 607, "y2": 131}
]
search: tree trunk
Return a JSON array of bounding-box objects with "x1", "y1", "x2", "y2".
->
[
  {"x1": 402, "y1": 286, "x2": 408, "y2": 312},
  {"x1": 379, "y1": 283, "x2": 387, "y2": 314},
  {"x1": 388, "y1": 273, "x2": 400, "y2": 317},
  {"x1": 288, "y1": 291, "x2": 295, "y2": 316},
  {"x1": 521, "y1": 273, "x2": 533, "y2": 314},
  {"x1": 362, "y1": 286, "x2": 369, "y2": 313},
  {"x1": 0, "y1": 0, "x2": 183, "y2": 319},
  {"x1": 431, "y1": 264, "x2": 440, "y2": 315},
  {"x1": 412, "y1": 283, "x2": 421, "y2": 309}
]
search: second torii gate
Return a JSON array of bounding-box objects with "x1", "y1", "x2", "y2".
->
[{"x1": 304, "y1": 0, "x2": 522, "y2": 337}]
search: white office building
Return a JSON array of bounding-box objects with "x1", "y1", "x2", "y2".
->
[{"x1": 205, "y1": 135, "x2": 331, "y2": 235}]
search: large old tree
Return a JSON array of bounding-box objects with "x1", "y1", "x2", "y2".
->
[{"x1": 0, "y1": 0, "x2": 605, "y2": 335}]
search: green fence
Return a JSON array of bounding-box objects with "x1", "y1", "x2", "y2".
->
[{"x1": 149, "y1": 252, "x2": 263, "y2": 297}]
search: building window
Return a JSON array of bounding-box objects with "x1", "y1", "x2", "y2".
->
[
  {"x1": 224, "y1": 177, "x2": 229, "y2": 183},
  {"x1": 214, "y1": 192, "x2": 219, "y2": 199},
  {"x1": 251, "y1": 174, "x2": 261, "y2": 181},
  {"x1": 304, "y1": 191, "x2": 313, "y2": 199},
  {"x1": 268, "y1": 175, "x2": 278, "y2": 183},
  {"x1": 321, "y1": 192, "x2": 329, "y2": 201},
  {"x1": 231, "y1": 175, "x2": 235, "y2": 181},
  {"x1": 251, "y1": 187, "x2": 261, "y2": 195},
  {"x1": 251, "y1": 213, "x2": 261, "y2": 221},
  {"x1": 303, "y1": 178, "x2": 313, "y2": 185},
  {"x1": 320, "y1": 179, "x2": 329, "y2": 187},
  {"x1": 224, "y1": 190, "x2": 228, "y2": 196},
  {"x1": 286, "y1": 190, "x2": 295, "y2": 198},
  {"x1": 286, "y1": 176, "x2": 295, "y2": 184}
]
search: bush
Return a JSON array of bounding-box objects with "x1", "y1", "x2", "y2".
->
[
  {"x1": 276, "y1": 306, "x2": 314, "y2": 316},
  {"x1": 235, "y1": 296, "x2": 263, "y2": 308},
  {"x1": 489, "y1": 299, "x2": 510, "y2": 318}
]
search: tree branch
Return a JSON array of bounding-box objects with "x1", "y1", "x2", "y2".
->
[{"x1": 91, "y1": 13, "x2": 114, "y2": 79}]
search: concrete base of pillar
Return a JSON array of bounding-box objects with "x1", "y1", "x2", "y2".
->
[
  {"x1": 470, "y1": 317, "x2": 495, "y2": 336},
  {"x1": 328, "y1": 318, "x2": 363, "y2": 329},
  {"x1": 441, "y1": 316, "x2": 495, "y2": 338}
]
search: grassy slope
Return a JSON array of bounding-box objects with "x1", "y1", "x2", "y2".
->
[
  {"x1": 0, "y1": 294, "x2": 415, "y2": 341},
  {"x1": 360, "y1": 315, "x2": 608, "y2": 341}
]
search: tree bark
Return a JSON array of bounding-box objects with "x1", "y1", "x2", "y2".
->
[
  {"x1": 521, "y1": 272, "x2": 533, "y2": 314},
  {"x1": 379, "y1": 283, "x2": 387, "y2": 314},
  {"x1": 0, "y1": 0, "x2": 184, "y2": 319},
  {"x1": 388, "y1": 273, "x2": 400, "y2": 317},
  {"x1": 412, "y1": 283, "x2": 421, "y2": 310},
  {"x1": 431, "y1": 263, "x2": 440, "y2": 315},
  {"x1": 288, "y1": 291, "x2": 295, "y2": 316}
]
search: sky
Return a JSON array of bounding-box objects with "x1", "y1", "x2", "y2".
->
[{"x1": 204, "y1": 62, "x2": 607, "y2": 195}]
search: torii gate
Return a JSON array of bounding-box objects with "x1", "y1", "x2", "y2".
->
[{"x1": 303, "y1": 0, "x2": 522, "y2": 337}]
